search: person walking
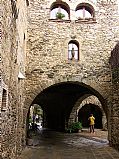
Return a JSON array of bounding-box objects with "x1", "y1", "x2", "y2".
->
[{"x1": 88, "y1": 114, "x2": 95, "y2": 133}]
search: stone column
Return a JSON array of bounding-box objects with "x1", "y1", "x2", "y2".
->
[
  {"x1": 102, "y1": 115, "x2": 107, "y2": 130},
  {"x1": 109, "y1": 82, "x2": 119, "y2": 150}
]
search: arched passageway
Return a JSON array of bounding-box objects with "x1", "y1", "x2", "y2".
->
[
  {"x1": 27, "y1": 104, "x2": 43, "y2": 131},
  {"x1": 78, "y1": 104, "x2": 103, "y2": 128},
  {"x1": 27, "y1": 82, "x2": 107, "y2": 133}
]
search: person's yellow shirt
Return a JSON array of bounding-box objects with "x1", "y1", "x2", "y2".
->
[{"x1": 89, "y1": 116, "x2": 95, "y2": 125}]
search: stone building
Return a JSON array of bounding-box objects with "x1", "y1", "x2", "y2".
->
[
  {"x1": 1, "y1": 0, "x2": 119, "y2": 158},
  {"x1": 1, "y1": 0, "x2": 27, "y2": 158}
]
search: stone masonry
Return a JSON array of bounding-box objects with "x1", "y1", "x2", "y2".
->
[
  {"x1": 25, "y1": 0, "x2": 119, "y2": 149},
  {"x1": 69, "y1": 95, "x2": 107, "y2": 129},
  {"x1": 1, "y1": 0, "x2": 119, "y2": 158},
  {"x1": 1, "y1": 0, "x2": 27, "y2": 158}
]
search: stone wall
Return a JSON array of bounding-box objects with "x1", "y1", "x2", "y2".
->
[
  {"x1": 26, "y1": 0, "x2": 118, "y2": 100},
  {"x1": 1, "y1": 0, "x2": 119, "y2": 157},
  {"x1": 25, "y1": 0, "x2": 119, "y2": 148},
  {"x1": 1, "y1": 0, "x2": 27, "y2": 158},
  {"x1": 109, "y1": 42, "x2": 119, "y2": 150},
  {"x1": 69, "y1": 95, "x2": 107, "y2": 129}
]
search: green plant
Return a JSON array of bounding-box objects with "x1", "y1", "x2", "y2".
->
[
  {"x1": 66, "y1": 122, "x2": 82, "y2": 133},
  {"x1": 29, "y1": 116, "x2": 32, "y2": 123},
  {"x1": 56, "y1": 12, "x2": 65, "y2": 19}
]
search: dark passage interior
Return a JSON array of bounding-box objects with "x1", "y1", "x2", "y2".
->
[
  {"x1": 78, "y1": 104, "x2": 103, "y2": 128},
  {"x1": 30, "y1": 82, "x2": 106, "y2": 131}
]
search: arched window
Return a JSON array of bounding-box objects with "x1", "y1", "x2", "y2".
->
[
  {"x1": 1, "y1": 80, "x2": 8, "y2": 111},
  {"x1": 26, "y1": 0, "x2": 29, "y2": 6},
  {"x1": 50, "y1": 2, "x2": 70, "y2": 20},
  {"x1": 11, "y1": 0, "x2": 18, "y2": 19},
  {"x1": 68, "y1": 41, "x2": 79, "y2": 61},
  {"x1": 75, "y1": 3, "x2": 95, "y2": 20}
]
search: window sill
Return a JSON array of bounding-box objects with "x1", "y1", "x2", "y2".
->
[
  {"x1": 49, "y1": 19, "x2": 71, "y2": 23},
  {"x1": 67, "y1": 59, "x2": 79, "y2": 63},
  {"x1": 49, "y1": 18, "x2": 96, "y2": 24},
  {"x1": 75, "y1": 18, "x2": 97, "y2": 23}
]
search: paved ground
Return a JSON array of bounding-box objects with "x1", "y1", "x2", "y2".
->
[{"x1": 18, "y1": 129, "x2": 119, "y2": 159}]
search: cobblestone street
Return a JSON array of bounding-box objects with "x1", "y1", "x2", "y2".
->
[{"x1": 18, "y1": 129, "x2": 119, "y2": 159}]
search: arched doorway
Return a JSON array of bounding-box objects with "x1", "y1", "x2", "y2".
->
[
  {"x1": 27, "y1": 104, "x2": 43, "y2": 138},
  {"x1": 26, "y1": 81, "x2": 107, "y2": 135},
  {"x1": 78, "y1": 104, "x2": 103, "y2": 128}
]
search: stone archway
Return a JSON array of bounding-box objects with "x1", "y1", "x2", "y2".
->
[
  {"x1": 69, "y1": 95, "x2": 107, "y2": 130},
  {"x1": 23, "y1": 74, "x2": 113, "y2": 147},
  {"x1": 78, "y1": 104, "x2": 103, "y2": 128},
  {"x1": 24, "y1": 80, "x2": 108, "y2": 134}
]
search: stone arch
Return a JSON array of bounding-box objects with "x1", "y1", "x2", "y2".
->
[
  {"x1": 75, "y1": 2, "x2": 95, "y2": 19},
  {"x1": 11, "y1": 0, "x2": 18, "y2": 19},
  {"x1": 23, "y1": 67, "x2": 112, "y2": 141},
  {"x1": 24, "y1": 75, "x2": 109, "y2": 120},
  {"x1": 24, "y1": 76, "x2": 109, "y2": 130},
  {"x1": 26, "y1": 0, "x2": 29, "y2": 6},
  {"x1": 68, "y1": 92, "x2": 107, "y2": 119},
  {"x1": 50, "y1": 1, "x2": 70, "y2": 19},
  {"x1": 74, "y1": 0, "x2": 97, "y2": 12},
  {"x1": 78, "y1": 95, "x2": 103, "y2": 114},
  {"x1": 78, "y1": 104, "x2": 103, "y2": 128},
  {"x1": 64, "y1": 37, "x2": 83, "y2": 61},
  {"x1": 23, "y1": 73, "x2": 111, "y2": 146},
  {"x1": 68, "y1": 40, "x2": 79, "y2": 60},
  {"x1": 31, "y1": 82, "x2": 106, "y2": 130},
  {"x1": 69, "y1": 95, "x2": 107, "y2": 130}
]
